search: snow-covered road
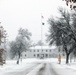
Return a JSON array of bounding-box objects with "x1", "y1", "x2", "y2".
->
[
  {"x1": 1, "y1": 58, "x2": 76, "y2": 75},
  {"x1": 24, "y1": 62, "x2": 57, "y2": 75},
  {"x1": 0, "y1": 59, "x2": 57, "y2": 75},
  {"x1": 37, "y1": 63, "x2": 57, "y2": 75}
]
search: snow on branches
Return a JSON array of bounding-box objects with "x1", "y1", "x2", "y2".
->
[{"x1": 63, "y1": 0, "x2": 76, "y2": 9}]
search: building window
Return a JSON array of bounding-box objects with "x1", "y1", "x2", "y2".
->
[
  {"x1": 37, "y1": 54, "x2": 39, "y2": 57},
  {"x1": 25, "y1": 54, "x2": 26, "y2": 57},
  {"x1": 37, "y1": 50, "x2": 39, "y2": 52},
  {"x1": 34, "y1": 54, "x2": 35, "y2": 57},
  {"x1": 46, "y1": 50, "x2": 48, "y2": 52},
  {"x1": 45, "y1": 54, "x2": 48, "y2": 57},
  {"x1": 49, "y1": 54, "x2": 51, "y2": 57},
  {"x1": 58, "y1": 49, "x2": 60, "y2": 52}
]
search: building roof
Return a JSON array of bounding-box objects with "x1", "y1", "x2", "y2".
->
[{"x1": 30, "y1": 45, "x2": 57, "y2": 50}]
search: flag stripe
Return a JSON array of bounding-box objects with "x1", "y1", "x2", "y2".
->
[
  {"x1": 41, "y1": 16, "x2": 44, "y2": 18},
  {"x1": 42, "y1": 22, "x2": 44, "y2": 25}
]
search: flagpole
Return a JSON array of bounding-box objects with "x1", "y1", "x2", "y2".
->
[
  {"x1": 41, "y1": 14, "x2": 44, "y2": 47},
  {"x1": 41, "y1": 13, "x2": 43, "y2": 50},
  {"x1": 40, "y1": 13, "x2": 43, "y2": 59},
  {"x1": 40, "y1": 13, "x2": 44, "y2": 58}
]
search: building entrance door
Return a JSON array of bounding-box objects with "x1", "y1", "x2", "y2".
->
[{"x1": 41, "y1": 54, "x2": 44, "y2": 59}]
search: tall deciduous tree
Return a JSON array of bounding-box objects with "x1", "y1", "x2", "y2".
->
[
  {"x1": 47, "y1": 7, "x2": 76, "y2": 64},
  {"x1": 10, "y1": 28, "x2": 32, "y2": 64}
]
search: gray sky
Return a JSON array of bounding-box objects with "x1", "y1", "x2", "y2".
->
[{"x1": 0, "y1": 0, "x2": 67, "y2": 44}]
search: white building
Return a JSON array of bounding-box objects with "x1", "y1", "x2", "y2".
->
[{"x1": 22, "y1": 45, "x2": 59, "y2": 59}]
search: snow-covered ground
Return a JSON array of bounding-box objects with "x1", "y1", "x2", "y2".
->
[
  {"x1": 0, "y1": 58, "x2": 76, "y2": 75},
  {"x1": 50, "y1": 58, "x2": 76, "y2": 75},
  {"x1": 50, "y1": 58, "x2": 76, "y2": 70},
  {"x1": 0, "y1": 58, "x2": 41, "y2": 75}
]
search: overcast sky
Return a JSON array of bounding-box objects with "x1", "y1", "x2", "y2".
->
[{"x1": 0, "y1": 0, "x2": 68, "y2": 44}]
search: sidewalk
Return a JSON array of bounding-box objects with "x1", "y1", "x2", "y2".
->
[{"x1": 51, "y1": 61, "x2": 76, "y2": 75}]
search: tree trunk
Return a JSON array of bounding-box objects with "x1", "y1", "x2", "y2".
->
[
  {"x1": 17, "y1": 60, "x2": 19, "y2": 64},
  {"x1": 17, "y1": 51, "x2": 21, "y2": 64},
  {"x1": 66, "y1": 53, "x2": 69, "y2": 64},
  {"x1": 74, "y1": 56, "x2": 76, "y2": 62}
]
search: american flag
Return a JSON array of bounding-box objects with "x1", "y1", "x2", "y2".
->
[{"x1": 41, "y1": 16, "x2": 45, "y2": 25}]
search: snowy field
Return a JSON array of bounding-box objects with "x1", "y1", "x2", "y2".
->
[{"x1": 0, "y1": 58, "x2": 76, "y2": 75}]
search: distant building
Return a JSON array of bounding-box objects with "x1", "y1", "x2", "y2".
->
[{"x1": 22, "y1": 45, "x2": 59, "y2": 59}]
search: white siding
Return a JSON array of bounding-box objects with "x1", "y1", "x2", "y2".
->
[{"x1": 22, "y1": 46, "x2": 59, "y2": 58}]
